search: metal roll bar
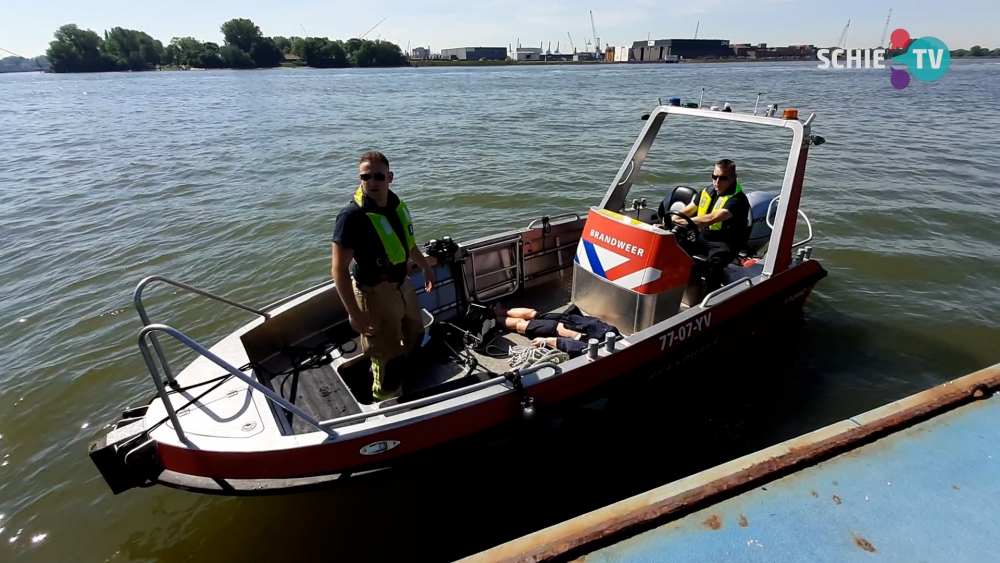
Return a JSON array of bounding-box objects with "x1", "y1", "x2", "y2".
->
[
  {"x1": 700, "y1": 277, "x2": 753, "y2": 309},
  {"x1": 138, "y1": 324, "x2": 335, "y2": 442},
  {"x1": 134, "y1": 275, "x2": 270, "y2": 384}
]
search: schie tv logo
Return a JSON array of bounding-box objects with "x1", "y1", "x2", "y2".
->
[{"x1": 816, "y1": 28, "x2": 950, "y2": 89}]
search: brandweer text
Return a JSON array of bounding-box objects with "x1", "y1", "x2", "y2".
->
[{"x1": 589, "y1": 230, "x2": 645, "y2": 256}]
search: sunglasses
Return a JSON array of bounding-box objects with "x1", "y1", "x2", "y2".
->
[
  {"x1": 711, "y1": 174, "x2": 731, "y2": 181},
  {"x1": 359, "y1": 172, "x2": 387, "y2": 181}
]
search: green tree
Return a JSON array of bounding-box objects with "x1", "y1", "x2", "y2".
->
[
  {"x1": 969, "y1": 45, "x2": 987, "y2": 57},
  {"x1": 220, "y1": 45, "x2": 253, "y2": 68},
  {"x1": 951, "y1": 49, "x2": 969, "y2": 57},
  {"x1": 199, "y1": 42, "x2": 225, "y2": 68},
  {"x1": 293, "y1": 37, "x2": 348, "y2": 68},
  {"x1": 250, "y1": 38, "x2": 284, "y2": 67},
  {"x1": 169, "y1": 37, "x2": 224, "y2": 68},
  {"x1": 163, "y1": 43, "x2": 180, "y2": 66},
  {"x1": 46, "y1": 23, "x2": 112, "y2": 72},
  {"x1": 219, "y1": 18, "x2": 282, "y2": 67},
  {"x1": 220, "y1": 18, "x2": 263, "y2": 54},
  {"x1": 992, "y1": 48, "x2": 1000, "y2": 57},
  {"x1": 102, "y1": 27, "x2": 162, "y2": 70},
  {"x1": 272, "y1": 36, "x2": 292, "y2": 54},
  {"x1": 351, "y1": 39, "x2": 406, "y2": 67},
  {"x1": 344, "y1": 37, "x2": 363, "y2": 55}
]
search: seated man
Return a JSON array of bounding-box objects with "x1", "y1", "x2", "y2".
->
[
  {"x1": 669, "y1": 158, "x2": 752, "y2": 287},
  {"x1": 493, "y1": 304, "x2": 619, "y2": 357}
]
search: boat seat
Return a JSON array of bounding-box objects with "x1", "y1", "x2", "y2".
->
[
  {"x1": 657, "y1": 186, "x2": 699, "y2": 220},
  {"x1": 721, "y1": 260, "x2": 765, "y2": 285}
]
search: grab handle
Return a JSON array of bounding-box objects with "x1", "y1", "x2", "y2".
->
[
  {"x1": 700, "y1": 277, "x2": 753, "y2": 309},
  {"x1": 527, "y1": 213, "x2": 581, "y2": 230}
]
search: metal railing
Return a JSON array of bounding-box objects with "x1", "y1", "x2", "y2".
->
[
  {"x1": 526, "y1": 213, "x2": 581, "y2": 231},
  {"x1": 467, "y1": 236, "x2": 522, "y2": 301},
  {"x1": 134, "y1": 275, "x2": 269, "y2": 384},
  {"x1": 138, "y1": 323, "x2": 563, "y2": 442},
  {"x1": 138, "y1": 324, "x2": 336, "y2": 442},
  {"x1": 700, "y1": 277, "x2": 754, "y2": 308},
  {"x1": 765, "y1": 197, "x2": 815, "y2": 250}
]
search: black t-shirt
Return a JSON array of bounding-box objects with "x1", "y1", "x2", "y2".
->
[
  {"x1": 701, "y1": 186, "x2": 752, "y2": 250},
  {"x1": 536, "y1": 312, "x2": 620, "y2": 339},
  {"x1": 332, "y1": 190, "x2": 410, "y2": 285}
]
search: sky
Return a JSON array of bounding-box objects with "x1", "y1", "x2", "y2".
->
[{"x1": 0, "y1": 0, "x2": 996, "y2": 58}]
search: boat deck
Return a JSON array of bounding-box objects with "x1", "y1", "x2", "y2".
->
[{"x1": 274, "y1": 273, "x2": 574, "y2": 434}]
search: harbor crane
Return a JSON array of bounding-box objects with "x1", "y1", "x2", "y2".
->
[
  {"x1": 590, "y1": 10, "x2": 600, "y2": 56},
  {"x1": 568, "y1": 32, "x2": 576, "y2": 53},
  {"x1": 880, "y1": 8, "x2": 893, "y2": 48},
  {"x1": 359, "y1": 18, "x2": 385, "y2": 39},
  {"x1": 837, "y1": 19, "x2": 851, "y2": 48}
]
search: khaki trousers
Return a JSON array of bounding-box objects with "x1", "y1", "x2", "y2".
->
[{"x1": 352, "y1": 278, "x2": 424, "y2": 399}]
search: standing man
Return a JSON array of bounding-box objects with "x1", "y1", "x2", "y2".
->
[
  {"x1": 332, "y1": 152, "x2": 436, "y2": 401},
  {"x1": 671, "y1": 158, "x2": 752, "y2": 286}
]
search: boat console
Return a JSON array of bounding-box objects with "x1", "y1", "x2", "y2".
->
[{"x1": 572, "y1": 207, "x2": 693, "y2": 335}]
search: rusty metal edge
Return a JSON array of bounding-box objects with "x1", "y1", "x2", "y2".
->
[{"x1": 460, "y1": 362, "x2": 1000, "y2": 563}]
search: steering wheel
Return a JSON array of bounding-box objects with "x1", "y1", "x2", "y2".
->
[{"x1": 661, "y1": 211, "x2": 700, "y2": 242}]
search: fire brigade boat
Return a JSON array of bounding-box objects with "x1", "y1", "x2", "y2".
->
[{"x1": 90, "y1": 105, "x2": 827, "y2": 495}]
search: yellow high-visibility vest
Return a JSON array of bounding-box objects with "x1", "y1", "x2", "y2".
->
[
  {"x1": 696, "y1": 181, "x2": 743, "y2": 231},
  {"x1": 353, "y1": 185, "x2": 416, "y2": 265}
]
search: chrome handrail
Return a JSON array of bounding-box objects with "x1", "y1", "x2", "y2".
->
[
  {"x1": 765, "y1": 197, "x2": 815, "y2": 250},
  {"x1": 700, "y1": 277, "x2": 753, "y2": 309},
  {"x1": 134, "y1": 275, "x2": 270, "y2": 384},
  {"x1": 526, "y1": 213, "x2": 581, "y2": 230},
  {"x1": 139, "y1": 321, "x2": 562, "y2": 441},
  {"x1": 138, "y1": 323, "x2": 336, "y2": 442}
]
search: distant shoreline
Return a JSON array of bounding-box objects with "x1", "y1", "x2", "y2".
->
[
  {"x1": 409, "y1": 58, "x2": 803, "y2": 68},
  {"x1": 9, "y1": 55, "x2": 996, "y2": 75}
]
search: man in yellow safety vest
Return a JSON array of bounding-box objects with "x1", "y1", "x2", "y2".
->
[
  {"x1": 332, "y1": 151, "x2": 436, "y2": 401},
  {"x1": 672, "y1": 159, "x2": 752, "y2": 285}
]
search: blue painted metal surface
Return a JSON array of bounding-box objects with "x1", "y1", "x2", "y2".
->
[{"x1": 584, "y1": 395, "x2": 1000, "y2": 562}]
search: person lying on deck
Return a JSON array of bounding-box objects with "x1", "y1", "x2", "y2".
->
[{"x1": 493, "y1": 303, "x2": 620, "y2": 357}]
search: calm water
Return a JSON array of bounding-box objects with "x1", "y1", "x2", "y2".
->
[{"x1": 2, "y1": 61, "x2": 999, "y2": 562}]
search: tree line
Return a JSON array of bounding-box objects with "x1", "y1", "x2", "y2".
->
[
  {"x1": 44, "y1": 18, "x2": 406, "y2": 73},
  {"x1": 951, "y1": 46, "x2": 1000, "y2": 57}
]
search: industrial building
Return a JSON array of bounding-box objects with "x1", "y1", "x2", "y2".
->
[
  {"x1": 611, "y1": 45, "x2": 633, "y2": 62},
  {"x1": 440, "y1": 47, "x2": 507, "y2": 61},
  {"x1": 631, "y1": 39, "x2": 733, "y2": 61},
  {"x1": 514, "y1": 47, "x2": 543, "y2": 61},
  {"x1": 410, "y1": 46, "x2": 430, "y2": 59}
]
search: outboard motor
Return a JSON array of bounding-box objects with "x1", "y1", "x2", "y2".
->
[{"x1": 746, "y1": 191, "x2": 777, "y2": 253}]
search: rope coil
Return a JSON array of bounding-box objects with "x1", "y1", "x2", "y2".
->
[{"x1": 508, "y1": 344, "x2": 569, "y2": 370}]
